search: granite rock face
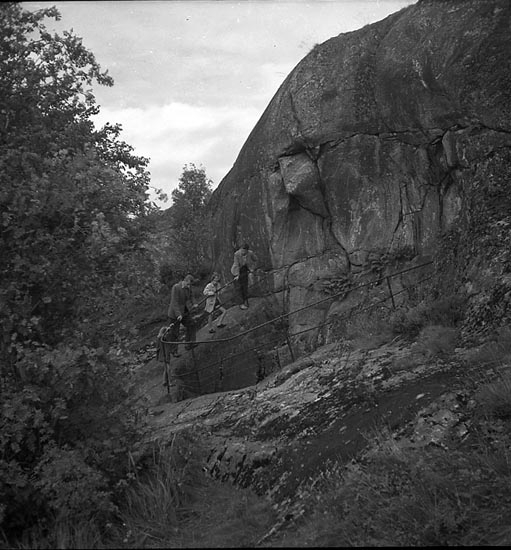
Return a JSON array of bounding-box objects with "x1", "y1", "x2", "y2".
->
[
  {"x1": 207, "y1": 0, "x2": 511, "y2": 342},
  {"x1": 145, "y1": 338, "x2": 487, "y2": 535}
]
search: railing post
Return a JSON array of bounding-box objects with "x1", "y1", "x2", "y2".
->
[
  {"x1": 286, "y1": 330, "x2": 296, "y2": 363},
  {"x1": 163, "y1": 355, "x2": 170, "y2": 395},
  {"x1": 256, "y1": 351, "x2": 265, "y2": 384},
  {"x1": 217, "y1": 358, "x2": 224, "y2": 392},
  {"x1": 386, "y1": 276, "x2": 396, "y2": 310},
  {"x1": 190, "y1": 346, "x2": 201, "y2": 394},
  {"x1": 274, "y1": 346, "x2": 281, "y2": 372}
]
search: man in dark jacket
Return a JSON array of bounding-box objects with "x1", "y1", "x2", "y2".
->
[
  {"x1": 167, "y1": 273, "x2": 197, "y2": 356},
  {"x1": 231, "y1": 243, "x2": 257, "y2": 309}
]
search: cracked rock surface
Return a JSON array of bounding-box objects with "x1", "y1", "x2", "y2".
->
[
  {"x1": 206, "y1": 0, "x2": 511, "y2": 343},
  {"x1": 140, "y1": 337, "x2": 495, "y2": 528}
]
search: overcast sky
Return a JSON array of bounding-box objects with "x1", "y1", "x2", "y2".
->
[{"x1": 24, "y1": 0, "x2": 414, "y2": 207}]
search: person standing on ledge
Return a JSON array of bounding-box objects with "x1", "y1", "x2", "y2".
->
[
  {"x1": 203, "y1": 272, "x2": 228, "y2": 333},
  {"x1": 231, "y1": 243, "x2": 257, "y2": 309},
  {"x1": 167, "y1": 273, "x2": 197, "y2": 356}
]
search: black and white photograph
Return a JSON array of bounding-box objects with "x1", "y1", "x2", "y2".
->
[{"x1": 1, "y1": 0, "x2": 511, "y2": 546}]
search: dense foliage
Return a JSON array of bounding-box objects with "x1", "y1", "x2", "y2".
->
[
  {"x1": 0, "y1": 2, "x2": 159, "y2": 355},
  {"x1": 0, "y1": 3, "x2": 158, "y2": 543}
]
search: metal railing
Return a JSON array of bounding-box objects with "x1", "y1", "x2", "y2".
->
[{"x1": 158, "y1": 259, "x2": 434, "y2": 397}]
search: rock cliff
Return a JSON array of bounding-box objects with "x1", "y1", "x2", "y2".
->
[
  {"x1": 207, "y1": 0, "x2": 511, "y2": 344},
  {"x1": 138, "y1": 4, "x2": 511, "y2": 540}
]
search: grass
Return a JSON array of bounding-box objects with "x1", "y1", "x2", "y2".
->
[
  {"x1": 6, "y1": 431, "x2": 275, "y2": 550},
  {"x1": 338, "y1": 294, "x2": 465, "y2": 353},
  {"x1": 389, "y1": 295, "x2": 465, "y2": 338},
  {"x1": 270, "y1": 347, "x2": 511, "y2": 547},
  {"x1": 275, "y1": 423, "x2": 511, "y2": 547},
  {"x1": 476, "y1": 374, "x2": 511, "y2": 420},
  {"x1": 411, "y1": 324, "x2": 460, "y2": 358},
  {"x1": 9, "y1": 521, "x2": 105, "y2": 550},
  {"x1": 464, "y1": 326, "x2": 511, "y2": 369},
  {"x1": 178, "y1": 479, "x2": 276, "y2": 548},
  {"x1": 118, "y1": 439, "x2": 193, "y2": 546},
  {"x1": 116, "y1": 432, "x2": 275, "y2": 548},
  {"x1": 343, "y1": 306, "x2": 395, "y2": 350}
]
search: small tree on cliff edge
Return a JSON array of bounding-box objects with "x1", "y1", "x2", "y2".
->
[{"x1": 168, "y1": 164, "x2": 213, "y2": 277}]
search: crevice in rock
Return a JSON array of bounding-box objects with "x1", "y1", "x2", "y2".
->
[
  {"x1": 388, "y1": 184, "x2": 405, "y2": 252},
  {"x1": 232, "y1": 452, "x2": 248, "y2": 485},
  {"x1": 314, "y1": 124, "x2": 511, "y2": 156},
  {"x1": 285, "y1": 88, "x2": 312, "y2": 155}
]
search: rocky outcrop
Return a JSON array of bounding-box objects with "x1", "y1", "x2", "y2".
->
[
  {"x1": 207, "y1": 0, "x2": 511, "y2": 344},
  {"x1": 143, "y1": 336, "x2": 495, "y2": 537}
]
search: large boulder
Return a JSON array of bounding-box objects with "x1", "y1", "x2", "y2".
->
[{"x1": 207, "y1": 0, "x2": 511, "y2": 344}]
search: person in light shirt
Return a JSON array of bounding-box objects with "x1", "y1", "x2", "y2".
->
[{"x1": 203, "y1": 272, "x2": 227, "y2": 333}]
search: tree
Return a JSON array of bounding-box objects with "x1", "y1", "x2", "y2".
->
[
  {"x1": 0, "y1": 4, "x2": 155, "y2": 541},
  {"x1": 0, "y1": 2, "x2": 155, "y2": 359},
  {"x1": 171, "y1": 164, "x2": 213, "y2": 223},
  {"x1": 167, "y1": 164, "x2": 213, "y2": 276}
]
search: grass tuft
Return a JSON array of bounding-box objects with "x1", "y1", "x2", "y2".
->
[
  {"x1": 476, "y1": 374, "x2": 511, "y2": 419},
  {"x1": 119, "y1": 434, "x2": 204, "y2": 547},
  {"x1": 115, "y1": 431, "x2": 275, "y2": 548},
  {"x1": 344, "y1": 306, "x2": 394, "y2": 350},
  {"x1": 464, "y1": 325, "x2": 511, "y2": 368},
  {"x1": 390, "y1": 295, "x2": 465, "y2": 338},
  {"x1": 412, "y1": 325, "x2": 460, "y2": 359}
]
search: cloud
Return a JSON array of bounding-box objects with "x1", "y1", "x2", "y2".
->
[
  {"x1": 92, "y1": 101, "x2": 262, "y2": 202},
  {"x1": 26, "y1": 0, "x2": 415, "y2": 207}
]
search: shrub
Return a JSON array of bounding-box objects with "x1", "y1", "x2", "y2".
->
[
  {"x1": 343, "y1": 305, "x2": 395, "y2": 350},
  {"x1": 412, "y1": 325, "x2": 460, "y2": 358},
  {"x1": 35, "y1": 447, "x2": 115, "y2": 522},
  {"x1": 464, "y1": 326, "x2": 511, "y2": 368},
  {"x1": 390, "y1": 295, "x2": 466, "y2": 338},
  {"x1": 475, "y1": 375, "x2": 511, "y2": 420},
  {"x1": 0, "y1": 343, "x2": 143, "y2": 544},
  {"x1": 159, "y1": 262, "x2": 175, "y2": 290}
]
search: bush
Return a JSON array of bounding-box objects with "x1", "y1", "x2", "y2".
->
[
  {"x1": 343, "y1": 306, "x2": 395, "y2": 350},
  {"x1": 412, "y1": 325, "x2": 460, "y2": 359},
  {"x1": 35, "y1": 447, "x2": 115, "y2": 522},
  {"x1": 390, "y1": 295, "x2": 466, "y2": 338},
  {"x1": 464, "y1": 326, "x2": 511, "y2": 368},
  {"x1": 159, "y1": 263, "x2": 175, "y2": 290},
  {"x1": 0, "y1": 343, "x2": 143, "y2": 544},
  {"x1": 476, "y1": 375, "x2": 511, "y2": 420}
]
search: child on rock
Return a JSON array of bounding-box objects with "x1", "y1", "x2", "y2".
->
[{"x1": 203, "y1": 272, "x2": 227, "y2": 333}]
